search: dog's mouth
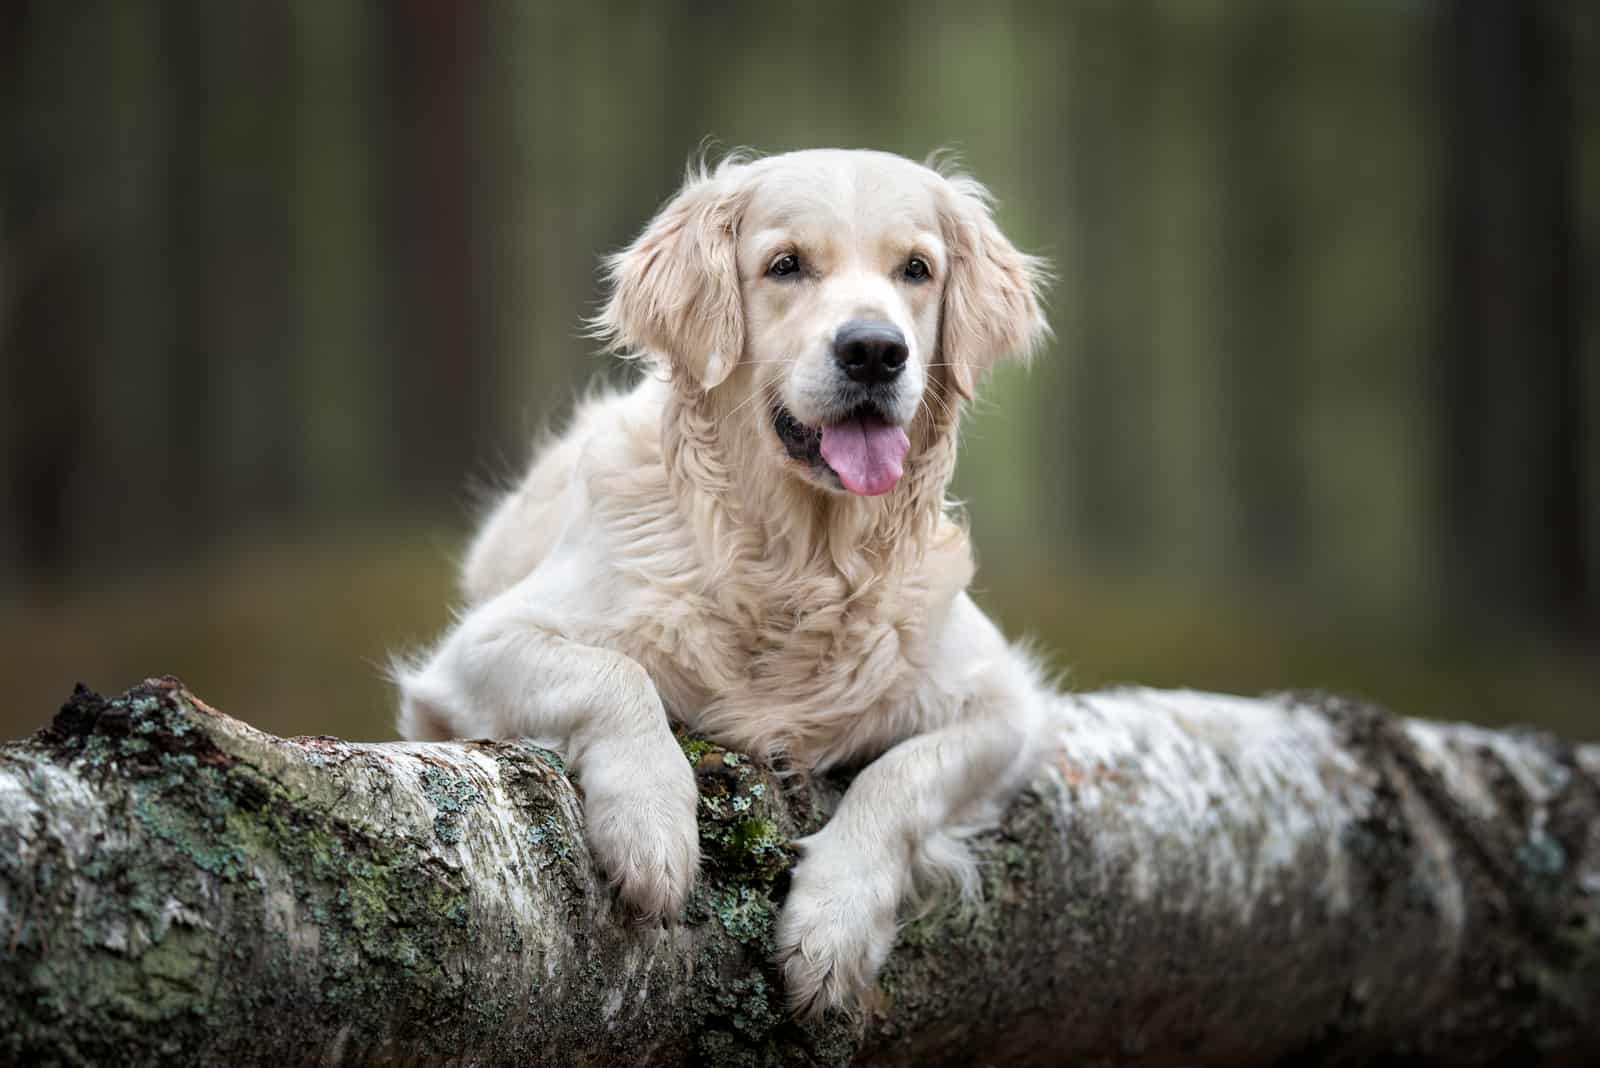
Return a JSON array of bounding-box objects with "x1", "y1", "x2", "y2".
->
[{"x1": 773, "y1": 403, "x2": 911, "y2": 497}]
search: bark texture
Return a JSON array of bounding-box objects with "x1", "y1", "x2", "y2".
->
[{"x1": 1, "y1": 678, "x2": 1597, "y2": 1067}]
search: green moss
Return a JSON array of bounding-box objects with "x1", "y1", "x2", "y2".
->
[
  {"x1": 1517, "y1": 832, "x2": 1567, "y2": 880},
  {"x1": 700, "y1": 973, "x2": 782, "y2": 1045},
  {"x1": 712, "y1": 885, "x2": 775, "y2": 946},
  {"x1": 132, "y1": 767, "x2": 250, "y2": 879},
  {"x1": 678, "y1": 734, "x2": 717, "y2": 763},
  {"x1": 8, "y1": 682, "x2": 873, "y2": 1065},
  {"x1": 729, "y1": 816, "x2": 782, "y2": 856},
  {"x1": 419, "y1": 766, "x2": 484, "y2": 845},
  {"x1": 132, "y1": 925, "x2": 212, "y2": 1017},
  {"x1": 3, "y1": 682, "x2": 505, "y2": 1064},
  {"x1": 517, "y1": 742, "x2": 567, "y2": 775},
  {"x1": 681, "y1": 738, "x2": 796, "y2": 888},
  {"x1": 696, "y1": 1028, "x2": 758, "y2": 1067},
  {"x1": 525, "y1": 811, "x2": 573, "y2": 865}
]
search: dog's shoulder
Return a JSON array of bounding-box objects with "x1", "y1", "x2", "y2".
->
[{"x1": 460, "y1": 377, "x2": 672, "y2": 603}]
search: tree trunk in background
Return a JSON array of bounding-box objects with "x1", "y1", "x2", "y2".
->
[
  {"x1": 1436, "y1": 0, "x2": 1590, "y2": 637},
  {"x1": 380, "y1": 1, "x2": 495, "y2": 503},
  {"x1": 157, "y1": 2, "x2": 223, "y2": 547},
  {"x1": 1222, "y1": 2, "x2": 1305, "y2": 578},
  {"x1": 159, "y1": 2, "x2": 307, "y2": 535},
  {"x1": 0, "y1": 4, "x2": 18, "y2": 573},
  {"x1": 3, "y1": 2, "x2": 93, "y2": 579},
  {"x1": 1062, "y1": 1, "x2": 1158, "y2": 562},
  {"x1": 291, "y1": 0, "x2": 381, "y2": 515},
  {"x1": 3, "y1": 678, "x2": 1597, "y2": 1066}
]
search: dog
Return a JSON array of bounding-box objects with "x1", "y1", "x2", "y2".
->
[{"x1": 396, "y1": 148, "x2": 1054, "y2": 1017}]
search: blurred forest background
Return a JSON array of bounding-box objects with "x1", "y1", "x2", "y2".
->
[{"x1": 2, "y1": 2, "x2": 1595, "y2": 742}]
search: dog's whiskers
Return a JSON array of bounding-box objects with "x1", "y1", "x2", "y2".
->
[
  {"x1": 718, "y1": 378, "x2": 783, "y2": 429},
  {"x1": 919, "y1": 381, "x2": 958, "y2": 424}
]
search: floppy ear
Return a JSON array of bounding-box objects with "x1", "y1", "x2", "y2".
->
[
  {"x1": 937, "y1": 174, "x2": 1050, "y2": 400},
  {"x1": 592, "y1": 164, "x2": 747, "y2": 392}
]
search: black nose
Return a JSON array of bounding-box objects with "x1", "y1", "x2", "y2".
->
[{"x1": 833, "y1": 320, "x2": 908, "y2": 384}]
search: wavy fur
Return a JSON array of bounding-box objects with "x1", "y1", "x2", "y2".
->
[{"x1": 398, "y1": 148, "x2": 1054, "y2": 1018}]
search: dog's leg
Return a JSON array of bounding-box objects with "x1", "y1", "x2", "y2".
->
[
  {"x1": 397, "y1": 588, "x2": 700, "y2": 921},
  {"x1": 775, "y1": 647, "x2": 1050, "y2": 1017}
]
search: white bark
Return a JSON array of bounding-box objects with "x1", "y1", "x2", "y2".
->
[{"x1": 1, "y1": 679, "x2": 1596, "y2": 1066}]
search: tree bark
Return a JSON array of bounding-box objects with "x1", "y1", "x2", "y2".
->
[{"x1": 2, "y1": 678, "x2": 1596, "y2": 1067}]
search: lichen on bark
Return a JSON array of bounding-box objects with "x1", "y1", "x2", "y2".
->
[{"x1": 1, "y1": 678, "x2": 1597, "y2": 1066}]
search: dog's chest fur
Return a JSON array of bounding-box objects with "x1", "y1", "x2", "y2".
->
[
  {"x1": 576, "y1": 389, "x2": 972, "y2": 768},
  {"x1": 626, "y1": 561, "x2": 967, "y2": 768}
]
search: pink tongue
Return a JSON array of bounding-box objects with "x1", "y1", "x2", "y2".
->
[{"x1": 819, "y1": 415, "x2": 911, "y2": 496}]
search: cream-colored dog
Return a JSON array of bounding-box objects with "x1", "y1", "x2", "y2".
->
[{"x1": 397, "y1": 148, "x2": 1053, "y2": 1017}]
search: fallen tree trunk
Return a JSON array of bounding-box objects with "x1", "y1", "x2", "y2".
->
[{"x1": 1, "y1": 678, "x2": 1596, "y2": 1066}]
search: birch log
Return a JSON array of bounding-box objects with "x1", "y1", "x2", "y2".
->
[{"x1": 1, "y1": 678, "x2": 1596, "y2": 1066}]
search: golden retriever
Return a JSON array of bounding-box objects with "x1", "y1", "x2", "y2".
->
[{"x1": 396, "y1": 148, "x2": 1053, "y2": 1017}]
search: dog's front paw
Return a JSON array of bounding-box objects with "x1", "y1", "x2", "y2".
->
[
  {"x1": 582, "y1": 749, "x2": 700, "y2": 921},
  {"x1": 775, "y1": 837, "x2": 900, "y2": 1019}
]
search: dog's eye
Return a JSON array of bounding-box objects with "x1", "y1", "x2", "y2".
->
[
  {"x1": 903, "y1": 256, "x2": 931, "y2": 282},
  {"x1": 768, "y1": 253, "x2": 801, "y2": 279}
]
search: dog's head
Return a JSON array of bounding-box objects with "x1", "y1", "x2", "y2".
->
[{"x1": 593, "y1": 149, "x2": 1048, "y2": 498}]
